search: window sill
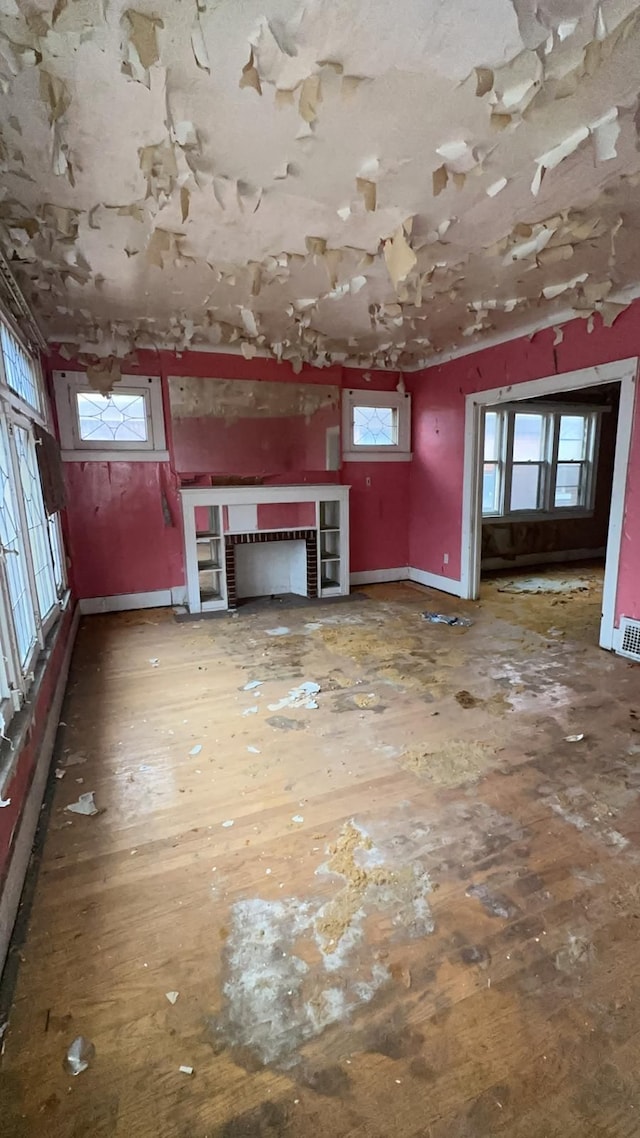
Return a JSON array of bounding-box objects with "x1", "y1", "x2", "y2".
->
[
  {"x1": 61, "y1": 449, "x2": 170, "y2": 463},
  {"x1": 342, "y1": 451, "x2": 412, "y2": 463},
  {"x1": 483, "y1": 509, "x2": 595, "y2": 524}
]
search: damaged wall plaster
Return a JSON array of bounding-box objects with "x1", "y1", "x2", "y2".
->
[
  {"x1": 1, "y1": 0, "x2": 640, "y2": 372},
  {"x1": 168, "y1": 375, "x2": 339, "y2": 420}
]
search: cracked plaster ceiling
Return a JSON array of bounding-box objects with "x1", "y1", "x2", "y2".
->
[{"x1": 1, "y1": 0, "x2": 640, "y2": 371}]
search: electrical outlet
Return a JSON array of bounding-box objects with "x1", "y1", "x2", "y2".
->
[{"x1": 443, "y1": 553, "x2": 449, "y2": 565}]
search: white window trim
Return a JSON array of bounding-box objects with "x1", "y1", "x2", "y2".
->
[
  {"x1": 342, "y1": 389, "x2": 411, "y2": 461},
  {"x1": 0, "y1": 320, "x2": 68, "y2": 733},
  {"x1": 54, "y1": 372, "x2": 168, "y2": 462},
  {"x1": 482, "y1": 401, "x2": 604, "y2": 522}
]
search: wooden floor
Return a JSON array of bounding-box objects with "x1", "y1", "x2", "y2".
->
[{"x1": 3, "y1": 574, "x2": 640, "y2": 1137}]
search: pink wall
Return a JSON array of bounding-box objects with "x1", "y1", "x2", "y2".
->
[
  {"x1": 63, "y1": 461, "x2": 183, "y2": 598},
  {"x1": 173, "y1": 406, "x2": 338, "y2": 476},
  {"x1": 346, "y1": 462, "x2": 409, "y2": 573},
  {"x1": 49, "y1": 350, "x2": 408, "y2": 597},
  {"x1": 408, "y1": 302, "x2": 640, "y2": 622}
]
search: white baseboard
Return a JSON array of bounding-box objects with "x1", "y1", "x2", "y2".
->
[
  {"x1": 349, "y1": 566, "x2": 462, "y2": 595},
  {"x1": 350, "y1": 567, "x2": 409, "y2": 585},
  {"x1": 482, "y1": 547, "x2": 606, "y2": 571},
  {"x1": 408, "y1": 567, "x2": 463, "y2": 596},
  {"x1": 80, "y1": 586, "x2": 186, "y2": 614},
  {"x1": 0, "y1": 604, "x2": 80, "y2": 977}
]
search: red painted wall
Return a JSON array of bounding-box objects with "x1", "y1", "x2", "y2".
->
[
  {"x1": 49, "y1": 351, "x2": 408, "y2": 597},
  {"x1": 0, "y1": 603, "x2": 75, "y2": 884},
  {"x1": 173, "y1": 407, "x2": 337, "y2": 476},
  {"x1": 346, "y1": 462, "x2": 410, "y2": 573},
  {"x1": 63, "y1": 461, "x2": 183, "y2": 598},
  {"x1": 408, "y1": 302, "x2": 640, "y2": 622}
]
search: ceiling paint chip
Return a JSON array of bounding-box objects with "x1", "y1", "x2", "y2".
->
[
  {"x1": 383, "y1": 224, "x2": 417, "y2": 289},
  {"x1": 475, "y1": 67, "x2": 494, "y2": 97},
  {"x1": 299, "y1": 75, "x2": 321, "y2": 123},
  {"x1": 356, "y1": 178, "x2": 376, "y2": 211},
  {"x1": 239, "y1": 48, "x2": 262, "y2": 95},
  {"x1": 191, "y1": 13, "x2": 210, "y2": 72},
  {"x1": 486, "y1": 176, "x2": 507, "y2": 197},
  {"x1": 432, "y1": 164, "x2": 448, "y2": 196},
  {"x1": 124, "y1": 10, "x2": 164, "y2": 71}
]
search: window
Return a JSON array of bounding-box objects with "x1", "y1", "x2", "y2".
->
[
  {"x1": 54, "y1": 372, "x2": 168, "y2": 461},
  {"x1": 76, "y1": 391, "x2": 149, "y2": 443},
  {"x1": 482, "y1": 403, "x2": 601, "y2": 519},
  {"x1": 0, "y1": 418, "x2": 37, "y2": 666},
  {"x1": 343, "y1": 389, "x2": 411, "y2": 461},
  {"x1": 0, "y1": 323, "x2": 41, "y2": 413},
  {"x1": 482, "y1": 411, "x2": 503, "y2": 514},
  {"x1": 0, "y1": 313, "x2": 67, "y2": 735}
]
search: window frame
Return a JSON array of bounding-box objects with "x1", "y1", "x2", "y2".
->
[
  {"x1": 54, "y1": 371, "x2": 168, "y2": 461},
  {"x1": 342, "y1": 389, "x2": 412, "y2": 462},
  {"x1": 0, "y1": 309, "x2": 68, "y2": 737},
  {"x1": 482, "y1": 401, "x2": 603, "y2": 522}
]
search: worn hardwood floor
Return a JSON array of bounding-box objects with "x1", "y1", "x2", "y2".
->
[{"x1": 2, "y1": 575, "x2": 640, "y2": 1137}]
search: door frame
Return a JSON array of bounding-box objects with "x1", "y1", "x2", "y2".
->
[{"x1": 460, "y1": 357, "x2": 638, "y2": 650}]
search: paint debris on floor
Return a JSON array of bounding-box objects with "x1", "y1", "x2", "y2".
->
[{"x1": 2, "y1": 572, "x2": 640, "y2": 1137}]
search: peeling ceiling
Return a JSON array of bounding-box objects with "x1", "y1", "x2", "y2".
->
[{"x1": 1, "y1": 0, "x2": 640, "y2": 370}]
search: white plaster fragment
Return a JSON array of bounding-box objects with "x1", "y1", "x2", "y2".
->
[
  {"x1": 506, "y1": 226, "x2": 556, "y2": 262},
  {"x1": 542, "y1": 272, "x2": 588, "y2": 299},
  {"x1": 436, "y1": 139, "x2": 477, "y2": 174},
  {"x1": 590, "y1": 108, "x2": 619, "y2": 163},
  {"x1": 65, "y1": 792, "x2": 98, "y2": 816},
  {"x1": 531, "y1": 128, "x2": 589, "y2": 195},
  {"x1": 486, "y1": 177, "x2": 507, "y2": 197},
  {"x1": 191, "y1": 13, "x2": 210, "y2": 72},
  {"x1": 557, "y1": 19, "x2": 578, "y2": 41}
]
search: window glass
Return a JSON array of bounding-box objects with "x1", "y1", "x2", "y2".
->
[
  {"x1": 483, "y1": 464, "x2": 500, "y2": 513},
  {"x1": 0, "y1": 324, "x2": 40, "y2": 412},
  {"x1": 510, "y1": 463, "x2": 540, "y2": 511},
  {"x1": 555, "y1": 462, "x2": 582, "y2": 508},
  {"x1": 558, "y1": 415, "x2": 586, "y2": 461},
  {"x1": 513, "y1": 413, "x2": 544, "y2": 461},
  {"x1": 0, "y1": 420, "x2": 37, "y2": 664},
  {"x1": 484, "y1": 412, "x2": 498, "y2": 460},
  {"x1": 76, "y1": 391, "x2": 149, "y2": 443},
  {"x1": 14, "y1": 426, "x2": 57, "y2": 619},
  {"x1": 352, "y1": 405, "x2": 398, "y2": 446}
]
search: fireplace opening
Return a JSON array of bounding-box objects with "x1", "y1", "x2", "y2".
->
[{"x1": 224, "y1": 529, "x2": 318, "y2": 610}]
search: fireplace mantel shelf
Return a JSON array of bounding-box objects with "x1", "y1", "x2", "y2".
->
[{"x1": 179, "y1": 485, "x2": 350, "y2": 613}]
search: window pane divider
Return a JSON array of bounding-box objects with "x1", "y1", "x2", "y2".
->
[
  {"x1": 503, "y1": 411, "x2": 515, "y2": 513},
  {"x1": 546, "y1": 414, "x2": 560, "y2": 512}
]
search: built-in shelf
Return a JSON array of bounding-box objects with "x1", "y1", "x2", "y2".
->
[{"x1": 322, "y1": 575, "x2": 340, "y2": 588}]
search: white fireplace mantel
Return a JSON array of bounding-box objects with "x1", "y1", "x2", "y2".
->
[{"x1": 180, "y1": 484, "x2": 350, "y2": 613}]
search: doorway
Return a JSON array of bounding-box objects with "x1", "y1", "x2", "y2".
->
[{"x1": 460, "y1": 359, "x2": 637, "y2": 650}]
